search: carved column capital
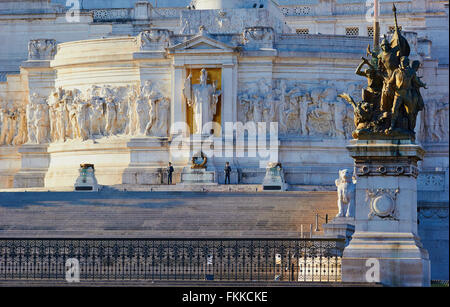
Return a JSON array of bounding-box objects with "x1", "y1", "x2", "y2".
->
[{"x1": 28, "y1": 39, "x2": 57, "y2": 61}]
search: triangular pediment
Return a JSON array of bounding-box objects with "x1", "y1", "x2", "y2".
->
[
  {"x1": 169, "y1": 35, "x2": 235, "y2": 54},
  {"x1": 188, "y1": 42, "x2": 215, "y2": 50}
]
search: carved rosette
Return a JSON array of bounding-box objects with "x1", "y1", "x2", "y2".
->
[
  {"x1": 28, "y1": 39, "x2": 57, "y2": 60},
  {"x1": 366, "y1": 188, "x2": 400, "y2": 220},
  {"x1": 357, "y1": 164, "x2": 419, "y2": 178}
]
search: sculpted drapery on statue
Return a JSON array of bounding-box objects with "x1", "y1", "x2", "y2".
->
[
  {"x1": 0, "y1": 83, "x2": 172, "y2": 146},
  {"x1": 339, "y1": 4, "x2": 426, "y2": 141},
  {"x1": 183, "y1": 68, "x2": 221, "y2": 135}
]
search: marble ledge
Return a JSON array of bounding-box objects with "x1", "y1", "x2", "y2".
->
[
  {"x1": 133, "y1": 51, "x2": 168, "y2": 60},
  {"x1": 20, "y1": 60, "x2": 52, "y2": 69},
  {"x1": 347, "y1": 140, "x2": 426, "y2": 160}
]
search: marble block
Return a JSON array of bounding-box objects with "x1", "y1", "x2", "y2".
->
[
  {"x1": 13, "y1": 144, "x2": 49, "y2": 188},
  {"x1": 179, "y1": 167, "x2": 217, "y2": 185},
  {"x1": 74, "y1": 165, "x2": 99, "y2": 192},
  {"x1": 0, "y1": 146, "x2": 21, "y2": 188},
  {"x1": 262, "y1": 163, "x2": 287, "y2": 191},
  {"x1": 342, "y1": 140, "x2": 431, "y2": 287},
  {"x1": 322, "y1": 217, "x2": 355, "y2": 246}
]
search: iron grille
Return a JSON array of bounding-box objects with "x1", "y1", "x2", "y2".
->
[{"x1": 0, "y1": 238, "x2": 344, "y2": 283}]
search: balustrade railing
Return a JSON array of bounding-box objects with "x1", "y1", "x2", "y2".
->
[{"x1": 0, "y1": 238, "x2": 344, "y2": 283}]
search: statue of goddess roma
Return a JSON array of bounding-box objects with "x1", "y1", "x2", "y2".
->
[{"x1": 183, "y1": 68, "x2": 221, "y2": 135}]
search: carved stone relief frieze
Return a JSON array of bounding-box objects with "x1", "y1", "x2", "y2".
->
[
  {"x1": 238, "y1": 79, "x2": 360, "y2": 139},
  {"x1": 242, "y1": 27, "x2": 275, "y2": 49},
  {"x1": 137, "y1": 29, "x2": 172, "y2": 51},
  {"x1": 0, "y1": 82, "x2": 171, "y2": 146}
]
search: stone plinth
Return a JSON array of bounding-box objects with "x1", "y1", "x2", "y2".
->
[
  {"x1": 0, "y1": 146, "x2": 21, "y2": 188},
  {"x1": 44, "y1": 138, "x2": 131, "y2": 188},
  {"x1": 179, "y1": 168, "x2": 217, "y2": 185},
  {"x1": 13, "y1": 144, "x2": 49, "y2": 188},
  {"x1": 262, "y1": 163, "x2": 287, "y2": 191},
  {"x1": 342, "y1": 140, "x2": 430, "y2": 287},
  {"x1": 323, "y1": 217, "x2": 355, "y2": 246},
  {"x1": 123, "y1": 137, "x2": 170, "y2": 185},
  {"x1": 74, "y1": 164, "x2": 99, "y2": 192},
  {"x1": 43, "y1": 137, "x2": 173, "y2": 187}
]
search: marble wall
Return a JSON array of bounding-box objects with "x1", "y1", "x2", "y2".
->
[{"x1": 0, "y1": 0, "x2": 448, "y2": 280}]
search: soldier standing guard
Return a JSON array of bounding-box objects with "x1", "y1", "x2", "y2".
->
[
  {"x1": 224, "y1": 162, "x2": 231, "y2": 185},
  {"x1": 167, "y1": 162, "x2": 174, "y2": 185}
]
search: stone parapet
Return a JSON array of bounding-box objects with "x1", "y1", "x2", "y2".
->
[{"x1": 342, "y1": 139, "x2": 431, "y2": 286}]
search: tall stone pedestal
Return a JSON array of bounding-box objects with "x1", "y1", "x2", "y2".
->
[
  {"x1": 261, "y1": 163, "x2": 287, "y2": 191},
  {"x1": 342, "y1": 140, "x2": 430, "y2": 287},
  {"x1": 123, "y1": 138, "x2": 170, "y2": 185},
  {"x1": 13, "y1": 144, "x2": 50, "y2": 188}
]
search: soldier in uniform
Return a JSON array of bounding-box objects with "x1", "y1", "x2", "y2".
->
[
  {"x1": 386, "y1": 56, "x2": 427, "y2": 132},
  {"x1": 378, "y1": 37, "x2": 401, "y2": 113},
  {"x1": 355, "y1": 57, "x2": 385, "y2": 105},
  {"x1": 224, "y1": 162, "x2": 231, "y2": 185},
  {"x1": 167, "y1": 162, "x2": 174, "y2": 185}
]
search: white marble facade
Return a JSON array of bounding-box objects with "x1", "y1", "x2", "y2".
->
[
  {"x1": 0, "y1": 0, "x2": 448, "y2": 279},
  {"x1": 0, "y1": 0, "x2": 447, "y2": 185}
]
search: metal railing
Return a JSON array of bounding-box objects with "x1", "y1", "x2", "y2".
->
[{"x1": 0, "y1": 238, "x2": 344, "y2": 283}]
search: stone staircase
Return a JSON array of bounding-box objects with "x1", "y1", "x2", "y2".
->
[{"x1": 0, "y1": 190, "x2": 338, "y2": 238}]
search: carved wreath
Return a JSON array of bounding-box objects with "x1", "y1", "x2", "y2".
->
[
  {"x1": 191, "y1": 152, "x2": 207, "y2": 169},
  {"x1": 366, "y1": 188, "x2": 400, "y2": 220}
]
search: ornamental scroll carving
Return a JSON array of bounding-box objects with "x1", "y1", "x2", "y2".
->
[{"x1": 28, "y1": 39, "x2": 57, "y2": 60}]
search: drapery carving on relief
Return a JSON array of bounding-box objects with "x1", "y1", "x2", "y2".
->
[
  {"x1": 238, "y1": 79, "x2": 368, "y2": 139},
  {"x1": 0, "y1": 82, "x2": 172, "y2": 146},
  {"x1": 417, "y1": 98, "x2": 449, "y2": 143}
]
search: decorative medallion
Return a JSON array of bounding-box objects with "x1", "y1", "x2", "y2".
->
[{"x1": 366, "y1": 188, "x2": 400, "y2": 220}]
